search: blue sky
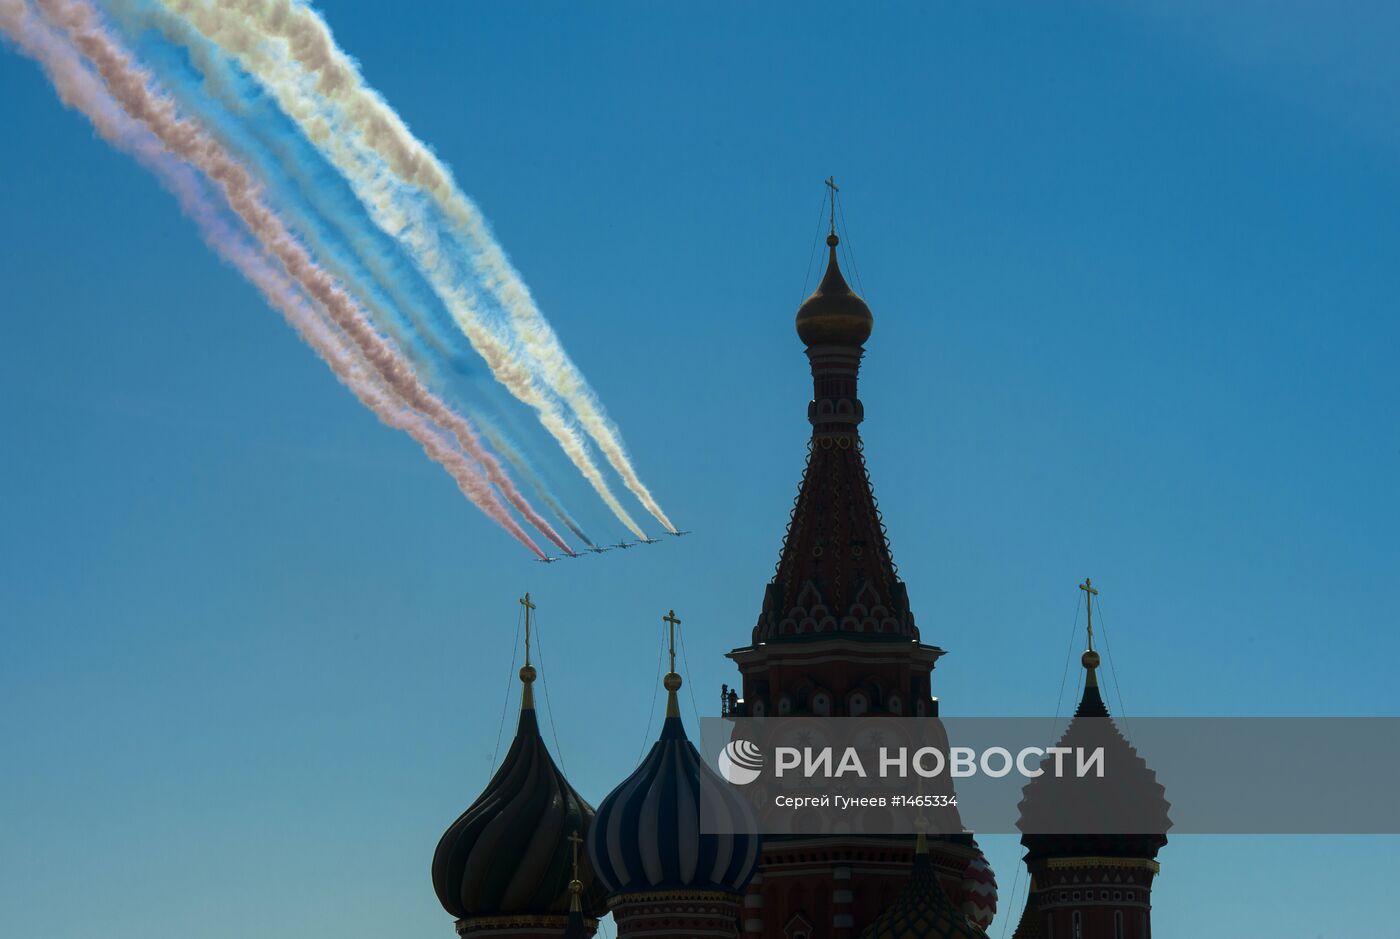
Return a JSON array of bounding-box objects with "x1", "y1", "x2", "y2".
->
[{"x1": 2, "y1": 2, "x2": 1398, "y2": 936}]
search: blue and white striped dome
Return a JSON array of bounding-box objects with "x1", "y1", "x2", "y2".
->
[{"x1": 587, "y1": 677, "x2": 760, "y2": 897}]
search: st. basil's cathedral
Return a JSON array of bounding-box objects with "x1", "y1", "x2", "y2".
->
[{"x1": 430, "y1": 222, "x2": 1171, "y2": 939}]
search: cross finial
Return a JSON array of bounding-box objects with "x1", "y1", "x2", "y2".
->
[
  {"x1": 567, "y1": 829, "x2": 583, "y2": 880},
  {"x1": 825, "y1": 176, "x2": 840, "y2": 237},
  {"x1": 663, "y1": 609, "x2": 681, "y2": 674},
  {"x1": 1079, "y1": 578, "x2": 1099, "y2": 651},
  {"x1": 567, "y1": 829, "x2": 583, "y2": 909},
  {"x1": 519, "y1": 592, "x2": 536, "y2": 665}
]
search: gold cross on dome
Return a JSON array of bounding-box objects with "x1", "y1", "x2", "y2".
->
[
  {"x1": 519, "y1": 593, "x2": 536, "y2": 665},
  {"x1": 1079, "y1": 578, "x2": 1098, "y2": 651},
  {"x1": 567, "y1": 830, "x2": 582, "y2": 880},
  {"x1": 825, "y1": 175, "x2": 840, "y2": 235},
  {"x1": 663, "y1": 609, "x2": 682, "y2": 673}
]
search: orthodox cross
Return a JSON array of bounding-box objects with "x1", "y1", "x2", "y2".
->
[
  {"x1": 1079, "y1": 578, "x2": 1098, "y2": 651},
  {"x1": 567, "y1": 829, "x2": 582, "y2": 881},
  {"x1": 520, "y1": 592, "x2": 536, "y2": 666},
  {"x1": 663, "y1": 609, "x2": 681, "y2": 673},
  {"x1": 825, "y1": 175, "x2": 840, "y2": 236}
]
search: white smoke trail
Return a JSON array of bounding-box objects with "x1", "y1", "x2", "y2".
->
[
  {"x1": 146, "y1": 0, "x2": 649, "y2": 539},
  {"x1": 101, "y1": 0, "x2": 472, "y2": 388},
  {"x1": 158, "y1": 0, "x2": 676, "y2": 533},
  {"x1": 10, "y1": 0, "x2": 559, "y2": 556}
]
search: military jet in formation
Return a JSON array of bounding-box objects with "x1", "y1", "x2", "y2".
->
[{"x1": 534, "y1": 531, "x2": 685, "y2": 563}]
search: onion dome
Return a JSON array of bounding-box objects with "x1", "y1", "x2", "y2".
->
[
  {"x1": 796, "y1": 232, "x2": 874, "y2": 347},
  {"x1": 959, "y1": 845, "x2": 998, "y2": 930},
  {"x1": 587, "y1": 618, "x2": 760, "y2": 896},
  {"x1": 432, "y1": 612, "x2": 606, "y2": 922},
  {"x1": 1016, "y1": 592, "x2": 1170, "y2": 860},
  {"x1": 858, "y1": 832, "x2": 989, "y2": 939}
]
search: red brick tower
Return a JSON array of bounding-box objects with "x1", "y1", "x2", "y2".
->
[{"x1": 724, "y1": 208, "x2": 987, "y2": 939}]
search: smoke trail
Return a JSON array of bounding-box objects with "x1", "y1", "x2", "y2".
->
[
  {"x1": 470, "y1": 412, "x2": 597, "y2": 550},
  {"x1": 30, "y1": 0, "x2": 575, "y2": 556},
  {"x1": 103, "y1": 0, "x2": 472, "y2": 386},
  {"x1": 159, "y1": 0, "x2": 676, "y2": 533},
  {"x1": 0, "y1": 0, "x2": 551, "y2": 557},
  {"x1": 148, "y1": 0, "x2": 649, "y2": 539},
  {"x1": 0, "y1": 0, "x2": 547, "y2": 557}
]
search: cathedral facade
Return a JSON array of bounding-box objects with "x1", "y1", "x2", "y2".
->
[{"x1": 431, "y1": 225, "x2": 1167, "y2": 939}]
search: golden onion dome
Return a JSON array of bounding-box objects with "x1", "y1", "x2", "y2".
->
[{"x1": 796, "y1": 233, "x2": 873, "y2": 347}]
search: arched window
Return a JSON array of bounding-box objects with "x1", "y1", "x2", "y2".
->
[
  {"x1": 1072, "y1": 910, "x2": 1082, "y2": 939},
  {"x1": 778, "y1": 696, "x2": 792, "y2": 716},
  {"x1": 813, "y1": 692, "x2": 831, "y2": 716},
  {"x1": 1114, "y1": 910, "x2": 1124, "y2": 939},
  {"x1": 887, "y1": 693, "x2": 902, "y2": 715},
  {"x1": 849, "y1": 692, "x2": 868, "y2": 716}
]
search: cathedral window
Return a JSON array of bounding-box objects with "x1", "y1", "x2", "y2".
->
[
  {"x1": 1115, "y1": 910, "x2": 1124, "y2": 939},
  {"x1": 1072, "y1": 910, "x2": 1083, "y2": 938},
  {"x1": 849, "y1": 692, "x2": 868, "y2": 716}
]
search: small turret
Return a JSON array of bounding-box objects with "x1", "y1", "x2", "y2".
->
[
  {"x1": 858, "y1": 827, "x2": 989, "y2": 939},
  {"x1": 1014, "y1": 581, "x2": 1170, "y2": 939}
]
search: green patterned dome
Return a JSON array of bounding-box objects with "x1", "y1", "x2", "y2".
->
[{"x1": 859, "y1": 835, "x2": 989, "y2": 939}]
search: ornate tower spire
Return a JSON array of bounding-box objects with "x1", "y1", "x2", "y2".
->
[
  {"x1": 750, "y1": 186, "x2": 922, "y2": 647},
  {"x1": 724, "y1": 198, "x2": 978, "y2": 939}
]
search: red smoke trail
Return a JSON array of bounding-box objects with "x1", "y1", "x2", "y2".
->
[
  {"x1": 31, "y1": 0, "x2": 571, "y2": 555},
  {"x1": 0, "y1": 0, "x2": 546, "y2": 557}
]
